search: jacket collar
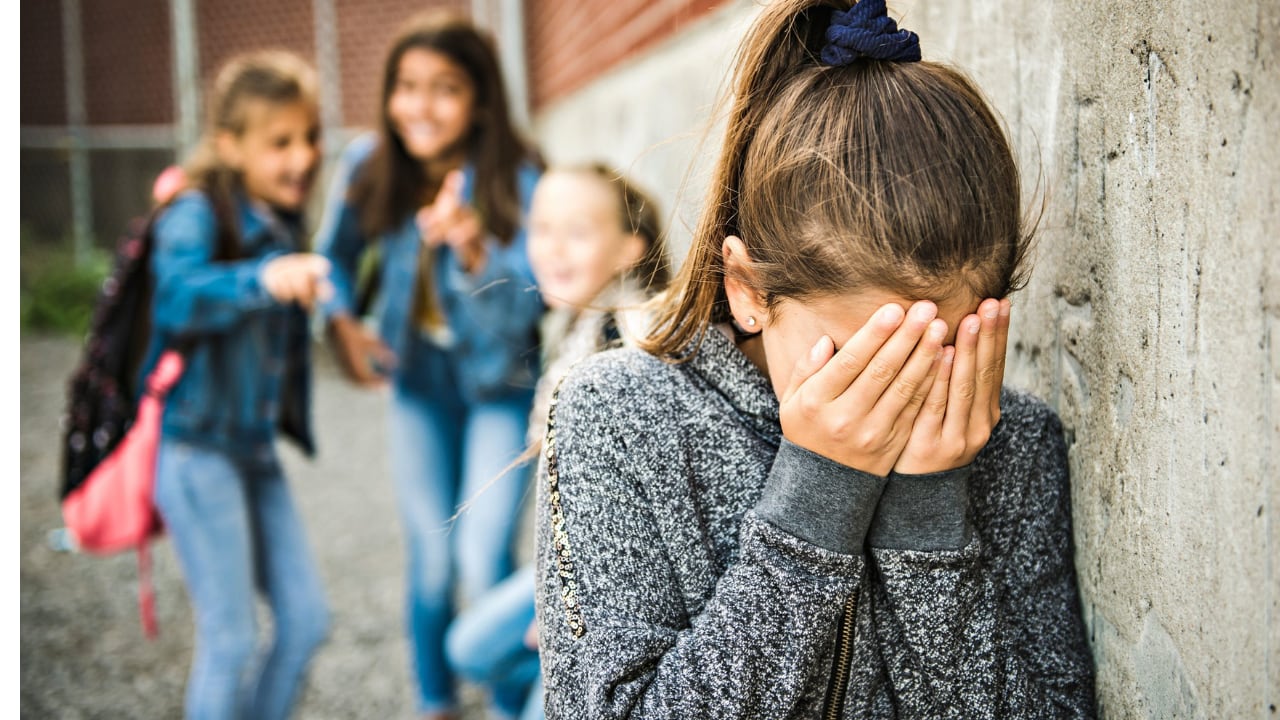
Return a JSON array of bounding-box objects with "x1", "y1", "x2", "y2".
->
[
  {"x1": 236, "y1": 194, "x2": 300, "y2": 251},
  {"x1": 686, "y1": 323, "x2": 780, "y2": 429}
]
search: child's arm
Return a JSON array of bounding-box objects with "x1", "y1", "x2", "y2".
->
[
  {"x1": 312, "y1": 135, "x2": 395, "y2": 385},
  {"x1": 864, "y1": 397, "x2": 1096, "y2": 718},
  {"x1": 535, "y1": 362, "x2": 881, "y2": 720},
  {"x1": 858, "y1": 299, "x2": 1094, "y2": 717},
  {"x1": 151, "y1": 194, "x2": 302, "y2": 336},
  {"x1": 313, "y1": 134, "x2": 376, "y2": 322}
]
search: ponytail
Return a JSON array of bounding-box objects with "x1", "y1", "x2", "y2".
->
[
  {"x1": 641, "y1": 0, "x2": 836, "y2": 359},
  {"x1": 643, "y1": 0, "x2": 1030, "y2": 359}
]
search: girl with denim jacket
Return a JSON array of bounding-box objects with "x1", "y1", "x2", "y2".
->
[
  {"x1": 145, "y1": 51, "x2": 332, "y2": 720},
  {"x1": 533, "y1": 1, "x2": 1097, "y2": 717},
  {"x1": 314, "y1": 11, "x2": 544, "y2": 719}
]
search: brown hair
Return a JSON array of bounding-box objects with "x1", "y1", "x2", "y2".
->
[
  {"x1": 181, "y1": 50, "x2": 319, "y2": 259},
  {"x1": 560, "y1": 162, "x2": 672, "y2": 294},
  {"x1": 642, "y1": 0, "x2": 1033, "y2": 359},
  {"x1": 352, "y1": 9, "x2": 542, "y2": 241}
]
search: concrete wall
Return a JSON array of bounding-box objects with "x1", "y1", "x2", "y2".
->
[
  {"x1": 529, "y1": 1, "x2": 1279, "y2": 716},
  {"x1": 531, "y1": 0, "x2": 759, "y2": 255}
]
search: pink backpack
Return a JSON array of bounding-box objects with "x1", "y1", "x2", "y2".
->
[{"x1": 61, "y1": 350, "x2": 184, "y2": 637}]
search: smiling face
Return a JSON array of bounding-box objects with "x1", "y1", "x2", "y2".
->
[
  {"x1": 218, "y1": 98, "x2": 320, "y2": 212},
  {"x1": 527, "y1": 171, "x2": 646, "y2": 310},
  {"x1": 387, "y1": 47, "x2": 476, "y2": 166}
]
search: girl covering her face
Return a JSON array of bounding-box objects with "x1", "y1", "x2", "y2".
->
[{"x1": 532, "y1": 1, "x2": 1096, "y2": 718}]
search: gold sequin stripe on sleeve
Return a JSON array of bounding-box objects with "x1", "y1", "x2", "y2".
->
[{"x1": 545, "y1": 387, "x2": 586, "y2": 638}]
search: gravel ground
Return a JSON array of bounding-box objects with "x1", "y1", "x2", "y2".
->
[{"x1": 20, "y1": 332, "x2": 530, "y2": 719}]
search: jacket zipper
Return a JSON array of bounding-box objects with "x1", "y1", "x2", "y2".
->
[{"x1": 822, "y1": 588, "x2": 860, "y2": 720}]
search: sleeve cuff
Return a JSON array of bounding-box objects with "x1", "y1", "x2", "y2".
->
[
  {"x1": 754, "y1": 439, "x2": 888, "y2": 555},
  {"x1": 247, "y1": 252, "x2": 287, "y2": 308},
  {"x1": 318, "y1": 291, "x2": 353, "y2": 323},
  {"x1": 867, "y1": 465, "x2": 972, "y2": 551}
]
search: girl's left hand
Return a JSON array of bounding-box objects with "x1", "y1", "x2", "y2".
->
[
  {"x1": 416, "y1": 170, "x2": 487, "y2": 274},
  {"x1": 893, "y1": 298, "x2": 1010, "y2": 475}
]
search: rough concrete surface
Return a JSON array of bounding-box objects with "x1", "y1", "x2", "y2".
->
[
  {"x1": 907, "y1": 3, "x2": 1280, "y2": 716},
  {"x1": 20, "y1": 333, "x2": 516, "y2": 718},
  {"x1": 532, "y1": 0, "x2": 1278, "y2": 716}
]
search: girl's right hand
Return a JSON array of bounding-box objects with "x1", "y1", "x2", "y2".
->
[
  {"x1": 893, "y1": 298, "x2": 1010, "y2": 474},
  {"x1": 327, "y1": 315, "x2": 396, "y2": 387},
  {"x1": 262, "y1": 253, "x2": 333, "y2": 309},
  {"x1": 416, "y1": 171, "x2": 487, "y2": 273},
  {"x1": 778, "y1": 301, "x2": 948, "y2": 477}
]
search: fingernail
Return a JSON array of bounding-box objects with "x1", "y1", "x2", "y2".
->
[
  {"x1": 809, "y1": 336, "x2": 828, "y2": 363},
  {"x1": 983, "y1": 303, "x2": 998, "y2": 320},
  {"x1": 942, "y1": 346, "x2": 955, "y2": 364},
  {"x1": 968, "y1": 317, "x2": 980, "y2": 334},
  {"x1": 878, "y1": 304, "x2": 904, "y2": 326},
  {"x1": 928, "y1": 320, "x2": 946, "y2": 341},
  {"x1": 999, "y1": 300, "x2": 1011, "y2": 318},
  {"x1": 913, "y1": 302, "x2": 937, "y2": 322}
]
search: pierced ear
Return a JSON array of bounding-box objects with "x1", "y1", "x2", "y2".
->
[
  {"x1": 215, "y1": 131, "x2": 243, "y2": 171},
  {"x1": 722, "y1": 235, "x2": 767, "y2": 331}
]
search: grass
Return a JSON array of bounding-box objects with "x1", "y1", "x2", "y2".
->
[{"x1": 20, "y1": 225, "x2": 111, "y2": 338}]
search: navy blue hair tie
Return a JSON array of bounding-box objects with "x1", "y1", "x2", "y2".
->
[{"x1": 820, "y1": 0, "x2": 921, "y2": 66}]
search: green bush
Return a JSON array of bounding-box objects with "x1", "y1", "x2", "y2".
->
[{"x1": 21, "y1": 235, "x2": 110, "y2": 337}]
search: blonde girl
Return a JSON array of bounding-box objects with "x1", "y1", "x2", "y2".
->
[
  {"x1": 445, "y1": 163, "x2": 670, "y2": 720},
  {"x1": 147, "y1": 50, "x2": 332, "y2": 720},
  {"x1": 524, "y1": 163, "x2": 671, "y2": 444}
]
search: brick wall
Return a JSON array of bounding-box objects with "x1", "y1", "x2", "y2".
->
[
  {"x1": 336, "y1": 0, "x2": 469, "y2": 130},
  {"x1": 20, "y1": 0, "x2": 469, "y2": 134},
  {"x1": 525, "y1": 0, "x2": 731, "y2": 109},
  {"x1": 197, "y1": 0, "x2": 315, "y2": 93},
  {"x1": 83, "y1": 0, "x2": 173, "y2": 124},
  {"x1": 20, "y1": 0, "x2": 477, "y2": 246},
  {"x1": 21, "y1": 0, "x2": 66, "y2": 125}
]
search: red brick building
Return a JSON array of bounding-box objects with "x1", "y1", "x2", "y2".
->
[{"x1": 20, "y1": 0, "x2": 729, "y2": 253}]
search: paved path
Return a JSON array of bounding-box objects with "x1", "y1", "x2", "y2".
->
[{"x1": 20, "y1": 333, "x2": 524, "y2": 719}]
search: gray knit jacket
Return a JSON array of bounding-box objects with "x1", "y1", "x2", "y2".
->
[{"x1": 533, "y1": 325, "x2": 1097, "y2": 719}]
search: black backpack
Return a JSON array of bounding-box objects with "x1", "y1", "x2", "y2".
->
[
  {"x1": 57, "y1": 192, "x2": 245, "y2": 638},
  {"x1": 60, "y1": 195, "x2": 241, "y2": 502},
  {"x1": 59, "y1": 214, "x2": 162, "y2": 502}
]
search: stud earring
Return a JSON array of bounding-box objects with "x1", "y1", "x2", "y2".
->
[{"x1": 746, "y1": 316, "x2": 756, "y2": 327}]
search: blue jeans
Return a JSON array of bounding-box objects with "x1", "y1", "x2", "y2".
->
[
  {"x1": 154, "y1": 438, "x2": 330, "y2": 720},
  {"x1": 446, "y1": 565, "x2": 543, "y2": 720},
  {"x1": 390, "y1": 349, "x2": 534, "y2": 713}
]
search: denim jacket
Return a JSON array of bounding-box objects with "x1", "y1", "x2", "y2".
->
[
  {"x1": 315, "y1": 133, "x2": 544, "y2": 403},
  {"x1": 144, "y1": 190, "x2": 314, "y2": 456}
]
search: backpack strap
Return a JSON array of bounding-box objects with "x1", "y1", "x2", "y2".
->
[{"x1": 137, "y1": 542, "x2": 158, "y2": 639}]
